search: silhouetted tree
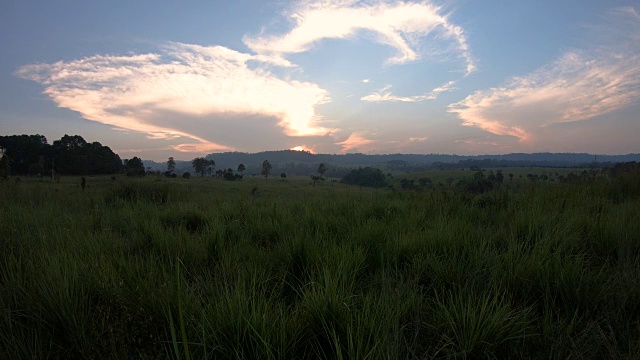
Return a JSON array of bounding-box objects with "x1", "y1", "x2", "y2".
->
[
  {"x1": 124, "y1": 157, "x2": 145, "y2": 176},
  {"x1": 261, "y1": 160, "x2": 272, "y2": 180},
  {"x1": 0, "y1": 134, "x2": 51, "y2": 175},
  {"x1": 167, "y1": 157, "x2": 176, "y2": 174},
  {"x1": 317, "y1": 163, "x2": 327, "y2": 178},
  {"x1": 182, "y1": 172, "x2": 191, "y2": 179},
  {"x1": 192, "y1": 157, "x2": 214, "y2": 177},
  {"x1": 281, "y1": 172, "x2": 287, "y2": 179},
  {"x1": 0, "y1": 149, "x2": 10, "y2": 180},
  {"x1": 238, "y1": 163, "x2": 246, "y2": 175}
]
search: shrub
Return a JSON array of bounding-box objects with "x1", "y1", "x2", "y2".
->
[
  {"x1": 340, "y1": 167, "x2": 388, "y2": 188},
  {"x1": 106, "y1": 181, "x2": 174, "y2": 205},
  {"x1": 160, "y1": 210, "x2": 209, "y2": 233}
]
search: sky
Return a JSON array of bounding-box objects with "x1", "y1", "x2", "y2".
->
[{"x1": 1, "y1": 0, "x2": 639, "y2": 160}]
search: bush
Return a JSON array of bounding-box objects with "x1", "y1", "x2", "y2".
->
[
  {"x1": 340, "y1": 167, "x2": 388, "y2": 188},
  {"x1": 106, "y1": 181, "x2": 174, "y2": 205},
  {"x1": 160, "y1": 210, "x2": 208, "y2": 233}
]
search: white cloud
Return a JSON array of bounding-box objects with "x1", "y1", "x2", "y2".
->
[
  {"x1": 244, "y1": 0, "x2": 475, "y2": 74},
  {"x1": 16, "y1": 43, "x2": 332, "y2": 153},
  {"x1": 362, "y1": 79, "x2": 370, "y2": 83},
  {"x1": 336, "y1": 131, "x2": 374, "y2": 152},
  {"x1": 361, "y1": 81, "x2": 455, "y2": 102},
  {"x1": 449, "y1": 7, "x2": 640, "y2": 143}
]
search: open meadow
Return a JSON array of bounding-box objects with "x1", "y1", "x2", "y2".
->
[{"x1": 1, "y1": 169, "x2": 640, "y2": 359}]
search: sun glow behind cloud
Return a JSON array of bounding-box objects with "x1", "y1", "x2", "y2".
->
[
  {"x1": 291, "y1": 145, "x2": 316, "y2": 153},
  {"x1": 449, "y1": 7, "x2": 640, "y2": 143},
  {"x1": 244, "y1": 0, "x2": 475, "y2": 74},
  {"x1": 16, "y1": 43, "x2": 333, "y2": 153}
]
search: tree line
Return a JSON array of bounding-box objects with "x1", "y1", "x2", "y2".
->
[{"x1": 0, "y1": 134, "x2": 130, "y2": 177}]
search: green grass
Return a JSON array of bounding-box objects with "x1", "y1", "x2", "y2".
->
[{"x1": 1, "y1": 173, "x2": 639, "y2": 359}]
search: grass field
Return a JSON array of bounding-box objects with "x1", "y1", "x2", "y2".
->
[{"x1": 1, "y1": 170, "x2": 639, "y2": 359}]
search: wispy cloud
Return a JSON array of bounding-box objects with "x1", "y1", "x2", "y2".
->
[
  {"x1": 244, "y1": 0, "x2": 475, "y2": 74},
  {"x1": 408, "y1": 137, "x2": 428, "y2": 142},
  {"x1": 449, "y1": 7, "x2": 640, "y2": 143},
  {"x1": 361, "y1": 81, "x2": 455, "y2": 102},
  {"x1": 16, "y1": 43, "x2": 332, "y2": 153},
  {"x1": 336, "y1": 131, "x2": 374, "y2": 152}
]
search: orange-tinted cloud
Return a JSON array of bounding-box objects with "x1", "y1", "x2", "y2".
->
[
  {"x1": 336, "y1": 131, "x2": 375, "y2": 152},
  {"x1": 16, "y1": 43, "x2": 333, "y2": 153},
  {"x1": 449, "y1": 7, "x2": 640, "y2": 143}
]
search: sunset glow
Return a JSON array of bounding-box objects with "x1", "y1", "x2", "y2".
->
[{"x1": 2, "y1": 1, "x2": 639, "y2": 159}]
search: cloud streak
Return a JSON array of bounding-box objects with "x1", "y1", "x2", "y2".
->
[
  {"x1": 449, "y1": 7, "x2": 640, "y2": 143},
  {"x1": 16, "y1": 43, "x2": 332, "y2": 153},
  {"x1": 244, "y1": 0, "x2": 475, "y2": 74},
  {"x1": 336, "y1": 131, "x2": 374, "y2": 152},
  {"x1": 361, "y1": 81, "x2": 455, "y2": 102}
]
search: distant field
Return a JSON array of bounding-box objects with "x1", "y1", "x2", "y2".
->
[{"x1": 1, "y1": 170, "x2": 639, "y2": 359}]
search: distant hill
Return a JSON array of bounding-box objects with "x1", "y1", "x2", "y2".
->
[{"x1": 143, "y1": 151, "x2": 640, "y2": 176}]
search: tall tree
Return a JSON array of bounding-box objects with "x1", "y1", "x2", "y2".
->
[
  {"x1": 0, "y1": 134, "x2": 50, "y2": 175},
  {"x1": 192, "y1": 157, "x2": 215, "y2": 176},
  {"x1": 0, "y1": 148, "x2": 9, "y2": 179},
  {"x1": 167, "y1": 157, "x2": 176, "y2": 173},
  {"x1": 124, "y1": 157, "x2": 145, "y2": 176},
  {"x1": 237, "y1": 163, "x2": 246, "y2": 175},
  {"x1": 317, "y1": 163, "x2": 327, "y2": 178},
  {"x1": 261, "y1": 160, "x2": 272, "y2": 180},
  {"x1": 192, "y1": 157, "x2": 206, "y2": 176},
  {"x1": 206, "y1": 159, "x2": 215, "y2": 176}
]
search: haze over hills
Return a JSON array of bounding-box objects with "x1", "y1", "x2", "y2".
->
[{"x1": 144, "y1": 151, "x2": 640, "y2": 176}]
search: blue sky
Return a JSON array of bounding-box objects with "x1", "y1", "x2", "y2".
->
[{"x1": 1, "y1": 0, "x2": 639, "y2": 160}]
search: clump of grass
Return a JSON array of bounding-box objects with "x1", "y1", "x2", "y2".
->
[
  {"x1": 106, "y1": 181, "x2": 175, "y2": 205},
  {"x1": 429, "y1": 288, "x2": 533, "y2": 358},
  {"x1": 161, "y1": 210, "x2": 209, "y2": 234}
]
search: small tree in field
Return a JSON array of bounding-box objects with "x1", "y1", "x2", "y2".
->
[
  {"x1": 0, "y1": 149, "x2": 10, "y2": 180},
  {"x1": 317, "y1": 163, "x2": 327, "y2": 179},
  {"x1": 261, "y1": 160, "x2": 272, "y2": 181},
  {"x1": 192, "y1": 157, "x2": 215, "y2": 177},
  {"x1": 238, "y1": 163, "x2": 246, "y2": 176},
  {"x1": 281, "y1": 172, "x2": 287, "y2": 180},
  {"x1": 167, "y1": 157, "x2": 176, "y2": 174}
]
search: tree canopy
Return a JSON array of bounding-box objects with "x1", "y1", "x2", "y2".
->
[
  {"x1": 192, "y1": 157, "x2": 215, "y2": 176},
  {"x1": 124, "y1": 157, "x2": 145, "y2": 177},
  {"x1": 0, "y1": 134, "x2": 122, "y2": 176},
  {"x1": 261, "y1": 160, "x2": 272, "y2": 179}
]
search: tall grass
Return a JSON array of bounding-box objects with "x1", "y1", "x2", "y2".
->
[{"x1": 0, "y1": 173, "x2": 639, "y2": 358}]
